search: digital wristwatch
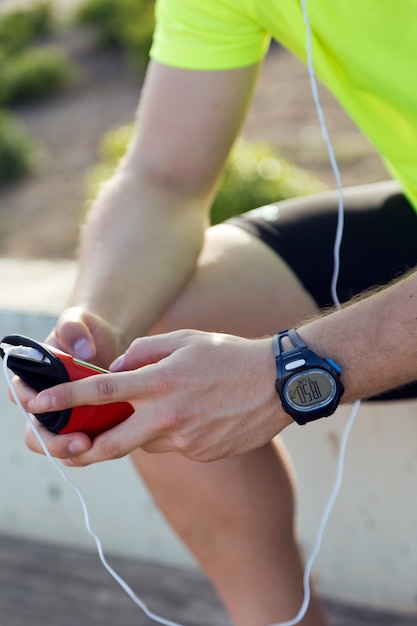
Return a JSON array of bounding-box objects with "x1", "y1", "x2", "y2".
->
[{"x1": 273, "y1": 328, "x2": 344, "y2": 425}]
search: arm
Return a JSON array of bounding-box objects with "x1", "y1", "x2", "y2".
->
[
  {"x1": 25, "y1": 269, "x2": 417, "y2": 464},
  {"x1": 298, "y1": 268, "x2": 417, "y2": 402},
  {"x1": 58, "y1": 61, "x2": 261, "y2": 361}
]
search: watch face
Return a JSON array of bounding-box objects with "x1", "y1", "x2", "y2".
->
[{"x1": 284, "y1": 369, "x2": 337, "y2": 412}]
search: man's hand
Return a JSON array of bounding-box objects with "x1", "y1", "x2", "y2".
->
[
  {"x1": 24, "y1": 330, "x2": 293, "y2": 465},
  {"x1": 13, "y1": 307, "x2": 123, "y2": 458}
]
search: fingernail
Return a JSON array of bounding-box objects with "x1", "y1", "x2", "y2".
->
[
  {"x1": 28, "y1": 394, "x2": 56, "y2": 412},
  {"x1": 68, "y1": 439, "x2": 89, "y2": 455},
  {"x1": 62, "y1": 458, "x2": 75, "y2": 467},
  {"x1": 110, "y1": 355, "x2": 124, "y2": 371},
  {"x1": 73, "y1": 338, "x2": 94, "y2": 361}
]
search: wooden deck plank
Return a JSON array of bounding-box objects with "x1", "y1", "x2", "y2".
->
[
  {"x1": 0, "y1": 533, "x2": 228, "y2": 626},
  {"x1": 0, "y1": 533, "x2": 416, "y2": 626}
]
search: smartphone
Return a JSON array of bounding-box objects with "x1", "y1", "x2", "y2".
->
[{"x1": 0, "y1": 334, "x2": 134, "y2": 438}]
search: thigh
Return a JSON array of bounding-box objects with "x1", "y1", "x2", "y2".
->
[
  {"x1": 153, "y1": 180, "x2": 417, "y2": 336},
  {"x1": 229, "y1": 180, "x2": 417, "y2": 309},
  {"x1": 150, "y1": 221, "x2": 318, "y2": 338}
]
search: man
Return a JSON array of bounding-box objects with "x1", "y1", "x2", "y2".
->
[{"x1": 17, "y1": 2, "x2": 417, "y2": 624}]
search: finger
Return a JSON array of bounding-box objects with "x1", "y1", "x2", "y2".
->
[
  {"x1": 60, "y1": 412, "x2": 169, "y2": 466},
  {"x1": 7, "y1": 375, "x2": 37, "y2": 408},
  {"x1": 110, "y1": 329, "x2": 196, "y2": 371},
  {"x1": 24, "y1": 421, "x2": 92, "y2": 459},
  {"x1": 27, "y1": 366, "x2": 158, "y2": 414},
  {"x1": 52, "y1": 307, "x2": 97, "y2": 361}
]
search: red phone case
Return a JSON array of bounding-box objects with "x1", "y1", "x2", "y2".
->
[{"x1": 1, "y1": 335, "x2": 134, "y2": 438}]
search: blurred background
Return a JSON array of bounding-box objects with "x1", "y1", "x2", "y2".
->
[{"x1": 0, "y1": 0, "x2": 388, "y2": 260}]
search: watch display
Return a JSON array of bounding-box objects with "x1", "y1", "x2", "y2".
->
[{"x1": 284, "y1": 369, "x2": 337, "y2": 412}]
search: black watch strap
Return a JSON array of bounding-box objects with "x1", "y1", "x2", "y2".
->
[{"x1": 273, "y1": 328, "x2": 307, "y2": 362}]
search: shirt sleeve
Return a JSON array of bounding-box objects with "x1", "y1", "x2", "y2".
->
[{"x1": 150, "y1": 0, "x2": 270, "y2": 70}]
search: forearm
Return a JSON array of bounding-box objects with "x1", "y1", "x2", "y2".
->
[
  {"x1": 297, "y1": 269, "x2": 417, "y2": 402},
  {"x1": 70, "y1": 168, "x2": 209, "y2": 348},
  {"x1": 67, "y1": 61, "x2": 260, "y2": 350}
]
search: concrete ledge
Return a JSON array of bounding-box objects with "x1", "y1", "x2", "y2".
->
[
  {"x1": 0, "y1": 258, "x2": 196, "y2": 570},
  {"x1": 1, "y1": 258, "x2": 417, "y2": 616},
  {"x1": 0, "y1": 258, "x2": 76, "y2": 314}
]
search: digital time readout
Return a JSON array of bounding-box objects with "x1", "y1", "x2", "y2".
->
[{"x1": 285, "y1": 370, "x2": 335, "y2": 411}]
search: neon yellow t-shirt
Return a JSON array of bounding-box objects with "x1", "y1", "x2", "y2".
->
[{"x1": 150, "y1": 0, "x2": 417, "y2": 211}]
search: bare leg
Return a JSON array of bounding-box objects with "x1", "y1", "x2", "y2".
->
[{"x1": 131, "y1": 224, "x2": 327, "y2": 625}]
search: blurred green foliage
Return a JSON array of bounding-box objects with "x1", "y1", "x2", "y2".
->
[
  {"x1": 0, "y1": 2, "x2": 78, "y2": 185},
  {"x1": 0, "y1": 48, "x2": 76, "y2": 105},
  {"x1": 0, "y1": 2, "x2": 77, "y2": 105},
  {"x1": 74, "y1": 0, "x2": 155, "y2": 68},
  {"x1": 0, "y1": 1, "x2": 54, "y2": 56},
  {"x1": 85, "y1": 124, "x2": 326, "y2": 223},
  {"x1": 211, "y1": 140, "x2": 326, "y2": 223},
  {"x1": 0, "y1": 110, "x2": 42, "y2": 184}
]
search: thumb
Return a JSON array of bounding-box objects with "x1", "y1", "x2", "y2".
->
[{"x1": 49, "y1": 308, "x2": 96, "y2": 361}]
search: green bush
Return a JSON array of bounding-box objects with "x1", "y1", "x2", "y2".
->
[
  {"x1": 0, "y1": 2, "x2": 77, "y2": 106},
  {"x1": 0, "y1": 110, "x2": 42, "y2": 184},
  {"x1": 0, "y1": 47, "x2": 77, "y2": 105},
  {"x1": 84, "y1": 124, "x2": 326, "y2": 223},
  {"x1": 211, "y1": 139, "x2": 326, "y2": 224},
  {"x1": 120, "y1": 1, "x2": 155, "y2": 68},
  {"x1": 75, "y1": 0, "x2": 127, "y2": 45},
  {"x1": 74, "y1": 0, "x2": 155, "y2": 68},
  {"x1": 0, "y1": 2, "x2": 54, "y2": 56}
]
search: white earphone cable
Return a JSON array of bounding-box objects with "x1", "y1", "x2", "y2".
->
[
  {"x1": 2, "y1": 349, "x2": 185, "y2": 626},
  {"x1": 301, "y1": 0, "x2": 344, "y2": 308},
  {"x1": 268, "y1": 3, "x2": 361, "y2": 624}
]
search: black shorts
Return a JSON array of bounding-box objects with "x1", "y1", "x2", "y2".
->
[{"x1": 228, "y1": 181, "x2": 417, "y2": 400}]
